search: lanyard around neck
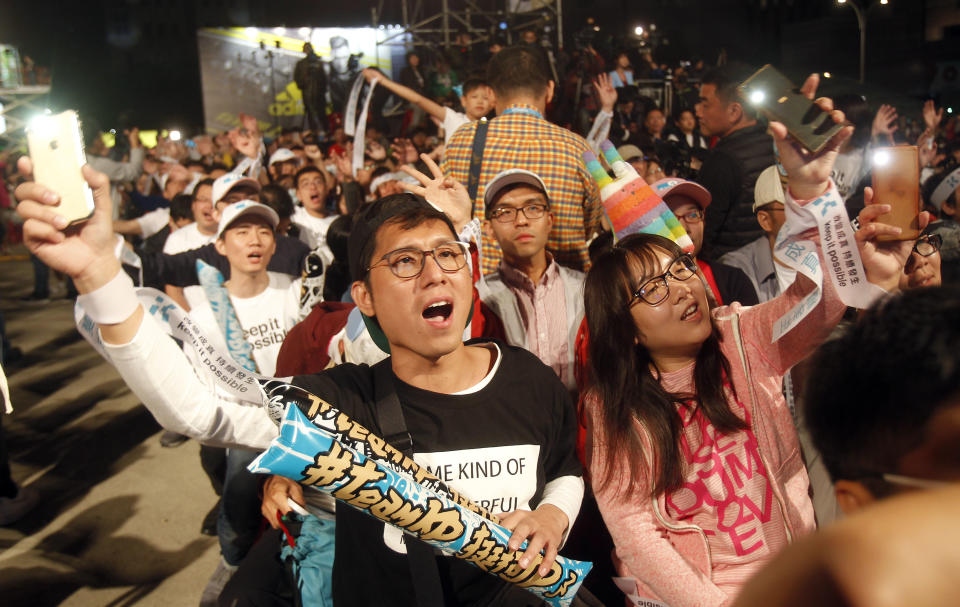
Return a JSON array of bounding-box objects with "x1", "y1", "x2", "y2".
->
[{"x1": 502, "y1": 106, "x2": 542, "y2": 119}]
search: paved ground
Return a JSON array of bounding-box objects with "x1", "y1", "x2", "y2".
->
[{"x1": 1, "y1": 248, "x2": 222, "y2": 606}]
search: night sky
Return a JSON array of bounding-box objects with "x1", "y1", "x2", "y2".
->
[{"x1": 0, "y1": 0, "x2": 948, "y2": 134}]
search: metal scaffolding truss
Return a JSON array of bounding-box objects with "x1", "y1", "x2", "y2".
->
[
  {"x1": 371, "y1": 0, "x2": 562, "y2": 55},
  {"x1": 0, "y1": 85, "x2": 51, "y2": 144}
]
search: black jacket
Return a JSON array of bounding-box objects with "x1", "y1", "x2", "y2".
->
[{"x1": 697, "y1": 123, "x2": 776, "y2": 259}]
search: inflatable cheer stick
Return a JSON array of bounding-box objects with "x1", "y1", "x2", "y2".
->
[
  {"x1": 585, "y1": 140, "x2": 694, "y2": 252},
  {"x1": 251, "y1": 405, "x2": 592, "y2": 607}
]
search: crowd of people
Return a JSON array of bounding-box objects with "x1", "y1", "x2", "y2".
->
[{"x1": 2, "y1": 28, "x2": 960, "y2": 607}]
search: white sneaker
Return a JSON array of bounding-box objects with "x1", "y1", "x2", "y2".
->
[
  {"x1": 0, "y1": 485, "x2": 40, "y2": 525},
  {"x1": 199, "y1": 558, "x2": 238, "y2": 607}
]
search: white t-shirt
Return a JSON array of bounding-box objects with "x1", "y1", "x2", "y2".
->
[
  {"x1": 442, "y1": 108, "x2": 471, "y2": 146},
  {"x1": 162, "y1": 222, "x2": 216, "y2": 254},
  {"x1": 185, "y1": 272, "x2": 301, "y2": 376},
  {"x1": 292, "y1": 206, "x2": 337, "y2": 252},
  {"x1": 136, "y1": 207, "x2": 170, "y2": 239},
  {"x1": 831, "y1": 148, "x2": 866, "y2": 202}
]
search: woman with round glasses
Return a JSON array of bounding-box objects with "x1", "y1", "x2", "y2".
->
[{"x1": 581, "y1": 82, "x2": 929, "y2": 606}]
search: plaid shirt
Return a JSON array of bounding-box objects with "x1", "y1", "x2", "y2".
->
[{"x1": 442, "y1": 103, "x2": 602, "y2": 274}]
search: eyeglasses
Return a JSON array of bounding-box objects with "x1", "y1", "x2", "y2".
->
[
  {"x1": 629, "y1": 254, "x2": 698, "y2": 307},
  {"x1": 758, "y1": 204, "x2": 785, "y2": 214},
  {"x1": 674, "y1": 209, "x2": 704, "y2": 223},
  {"x1": 488, "y1": 203, "x2": 548, "y2": 223},
  {"x1": 298, "y1": 178, "x2": 326, "y2": 189},
  {"x1": 913, "y1": 234, "x2": 943, "y2": 257},
  {"x1": 368, "y1": 241, "x2": 470, "y2": 279}
]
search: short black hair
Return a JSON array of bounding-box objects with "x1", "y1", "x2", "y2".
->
[
  {"x1": 804, "y1": 287, "x2": 960, "y2": 493},
  {"x1": 260, "y1": 184, "x2": 295, "y2": 219},
  {"x1": 461, "y1": 78, "x2": 489, "y2": 97},
  {"x1": 700, "y1": 63, "x2": 758, "y2": 120},
  {"x1": 294, "y1": 164, "x2": 324, "y2": 189},
  {"x1": 349, "y1": 193, "x2": 457, "y2": 282},
  {"x1": 170, "y1": 193, "x2": 194, "y2": 223},
  {"x1": 486, "y1": 45, "x2": 550, "y2": 100},
  {"x1": 192, "y1": 177, "x2": 215, "y2": 199}
]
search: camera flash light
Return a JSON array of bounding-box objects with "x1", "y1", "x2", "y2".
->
[{"x1": 872, "y1": 150, "x2": 891, "y2": 168}]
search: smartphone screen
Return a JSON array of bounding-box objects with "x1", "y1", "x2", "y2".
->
[
  {"x1": 737, "y1": 65, "x2": 846, "y2": 154},
  {"x1": 26, "y1": 110, "x2": 95, "y2": 226},
  {"x1": 871, "y1": 146, "x2": 920, "y2": 242}
]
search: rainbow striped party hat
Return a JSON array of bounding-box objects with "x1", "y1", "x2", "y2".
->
[{"x1": 583, "y1": 140, "x2": 694, "y2": 253}]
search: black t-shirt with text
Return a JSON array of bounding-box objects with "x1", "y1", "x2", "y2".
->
[{"x1": 293, "y1": 340, "x2": 582, "y2": 607}]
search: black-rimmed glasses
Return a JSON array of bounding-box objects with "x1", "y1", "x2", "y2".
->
[
  {"x1": 628, "y1": 254, "x2": 698, "y2": 306},
  {"x1": 913, "y1": 233, "x2": 943, "y2": 257},
  {"x1": 367, "y1": 241, "x2": 470, "y2": 279}
]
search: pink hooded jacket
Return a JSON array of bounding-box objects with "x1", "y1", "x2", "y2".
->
[{"x1": 587, "y1": 223, "x2": 847, "y2": 606}]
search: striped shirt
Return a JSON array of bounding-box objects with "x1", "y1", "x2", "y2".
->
[
  {"x1": 497, "y1": 256, "x2": 574, "y2": 392},
  {"x1": 442, "y1": 103, "x2": 602, "y2": 274}
]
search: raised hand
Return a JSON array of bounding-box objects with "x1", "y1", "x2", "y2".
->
[
  {"x1": 583, "y1": 140, "x2": 694, "y2": 252},
  {"x1": 366, "y1": 139, "x2": 387, "y2": 161},
  {"x1": 14, "y1": 157, "x2": 120, "y2": 292},
  {"x1": 126, "y1": 126, "x2": 141, "y2": 149},
  {"x1": 768, "y1": 74, "x2": 853, "y2": 201},
  {"x1": 399, "y1": 153, "x2": 471, "y2": 231},
  {"x1": 362, "y1": 67, "x2": 384, "y2": 84},
  {"x1": 239, "y1": 112, "x2": 260, "y2": 139},
  {"x1": 917, "y1": 129, "x2": 937, "y2": 169},
  {"x1": 871, "y1": 103, "x2": 899, "y2": 143},
  {"x1": 593, "y1": 72, "x2": 618, "y2": 113},
  {"x1": 332, "y1": 149, "x2": 353, "y2": 180},
  {"x1": 922, "y1": 100, "x2": 943, "y2": 132},
  {"x1": 855, "y1": 186, "x2": 931, "y2": 292},
  {"x1": 391, "y1": 138, "x2": 419, "y2": 164}
]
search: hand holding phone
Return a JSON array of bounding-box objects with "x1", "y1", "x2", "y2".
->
[
  {"x1": 871, "y1": 146, "x2": 920, "y2": 242},
  {"x1": 738, "y1": 65, "x2": 847, "y2": 154},
  {"x1": 26, "y1": 110, "x2": 95, "y2": 226}
]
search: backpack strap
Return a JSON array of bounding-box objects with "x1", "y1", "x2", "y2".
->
[
  {"x1": 372, "y1": 360, "x2": 445, "y2": 607},
  {"x1": 466, "y1": 117, "x2": 490, "y2": 204}
]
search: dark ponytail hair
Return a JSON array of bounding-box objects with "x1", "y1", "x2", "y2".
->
[{"x1": 585, "y1": 233, "x2": 746, "y2": 498}]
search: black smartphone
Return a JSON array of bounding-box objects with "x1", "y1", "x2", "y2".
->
[{"x1": 737, "y1": 64, "x2": 846, "y2": 154}]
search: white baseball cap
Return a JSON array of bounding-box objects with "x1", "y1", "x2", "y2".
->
[
  {"x1": 753, "y1": 165, "x2": 787, "y2": 213},
  {"x1": 269, "y1": 148, "x2": 297, "y2": 166},
  {"x1": 215, "y1": 200, "x2": 279, "y2": 239},
  {"x1": 369, "y1": 171, "x2": 418, "y2": 194},
  {"x1": 482, "y1": 169, "x2": 551, "y2": 213},
  {"x1": 212, "y1": 172, "x2": 261, "y2": 205}
]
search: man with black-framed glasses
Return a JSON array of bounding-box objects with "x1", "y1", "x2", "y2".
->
[{"x1": 478, "y1": 169, "x2": 586, "y2": 396}]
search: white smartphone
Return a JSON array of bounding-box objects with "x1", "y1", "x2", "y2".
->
[{"x1": 26, "y1": 110, "x2": 95, "y2": 226}]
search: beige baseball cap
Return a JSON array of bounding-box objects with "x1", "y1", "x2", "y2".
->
[{"x1": 753, "y1": 165, "x2": 787, "y2": 213}]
